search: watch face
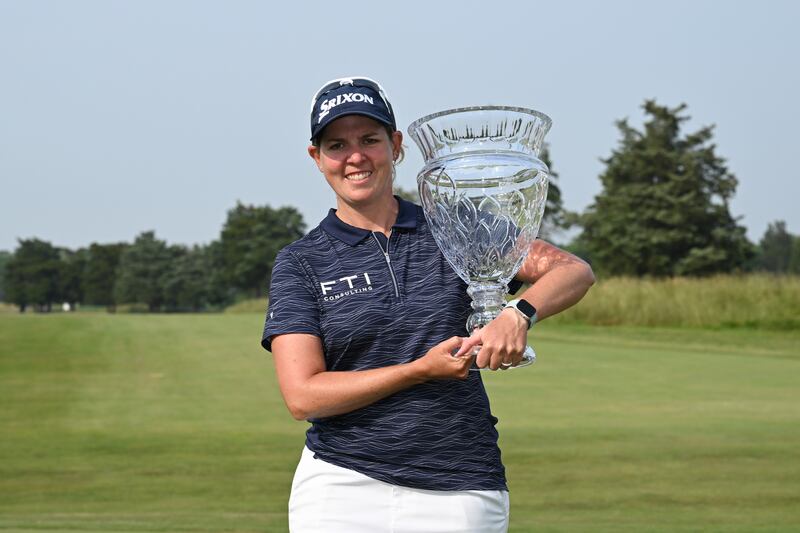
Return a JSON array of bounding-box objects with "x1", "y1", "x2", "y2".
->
[{"x1": 517, "y1": 299, "x2": 536, "y2": 318}]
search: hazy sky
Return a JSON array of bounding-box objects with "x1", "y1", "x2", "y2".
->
[{"x1": 2, "y1": 0, "x2": 798, "y2": 251}]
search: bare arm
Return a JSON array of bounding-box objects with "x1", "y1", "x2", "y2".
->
[
  {"x1": 272, "y1": 333, "x2": 472, "y2": 420},
  {"x1": 456, "y1": 240, "x2": 595, "y2": 368},
  {"x1": 513, "y1": 239, "x2": 596, "y2": 320}
]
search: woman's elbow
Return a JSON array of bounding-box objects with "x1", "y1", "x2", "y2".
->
[
  {"x1": 283, "y1": 395, "x2": 313, "y2": 421},
  {"x1": 291, "y1": 411, "x2": 310, "y2": 422},
  {"x1": 582, "y1": 262, "x2": 596, "y2": 289},
  {"x1": 286, "y1": 404, "x2": 308, "y2": 421}
]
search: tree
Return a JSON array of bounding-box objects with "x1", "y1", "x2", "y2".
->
[
  {"x1": 161, "y1": 244, "x2": 218, "y2": 311},
  {"x1": 204, "y1": 240, "x2": 237, "y2": 308},
  {"x1": 790, "y1": 236, "x2": 800, "y2": 274},
  {"x1": 578, "y1": 101, "x2": 753, "y2": 277},
  {"x1": 0, "y1": 250, "x2": 11, "y2": 301},
  {"x1": 4, "y1": 239, "x2": 61, "y2": 312},
  {"x1": 757, "y1": 220, "x2": 794, "y2": 273},
  {"x1": 538, "y1": 143, "x2": 572, "y2": 242},
  {"x1": 83, "y1": 242, "x2": 127, "y2": 310},
  {"x1": 219, "y1": 203, "x2": 306, "y2": 297},
  {"x1": 58, "y1": 247, "x2": 87, "y2": 310},
  {"x1": 114, "y1": 231, "x2": 174, "y2": 311}
]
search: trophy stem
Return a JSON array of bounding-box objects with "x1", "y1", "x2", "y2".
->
[
  {"x1": 466, "y1": 282, "x2": 507, "y2": 331},
  {"x1": 464, "y1": 282, "x2": 535, "y2": 370}
]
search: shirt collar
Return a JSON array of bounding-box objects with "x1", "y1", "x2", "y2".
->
[{"x1": 321, "y1": 196, "x2": 418, "y2": 246}]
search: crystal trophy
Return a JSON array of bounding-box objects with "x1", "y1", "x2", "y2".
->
[{"x1": 408, "y1": 106, "x2": 551, "y2": 368}]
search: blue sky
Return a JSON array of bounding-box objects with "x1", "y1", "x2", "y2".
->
[{"x1": 1, "y1": 0, "x2": 798, "y2": 250}]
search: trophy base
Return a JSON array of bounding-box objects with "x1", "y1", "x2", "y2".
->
[
  {"x1": 460, "y1": 281, "x2": 537, "y2": 371},
  {"x1": 463, "y1": 345, "x2": 536, "y2": 371}
]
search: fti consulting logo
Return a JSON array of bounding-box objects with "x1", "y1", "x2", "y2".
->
[{"x1": 320, "y1": 273, "x2": 373, "y2": 301}]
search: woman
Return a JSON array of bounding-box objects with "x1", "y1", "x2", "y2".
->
[{"x1": 261, "y1": 76, "x2": 595, "y2": 532}]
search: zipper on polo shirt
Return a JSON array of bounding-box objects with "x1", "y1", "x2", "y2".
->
[{"x1": 370, "y1": 232, "x2": 400, "y2": 298}]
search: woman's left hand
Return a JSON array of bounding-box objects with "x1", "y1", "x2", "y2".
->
[{"x1": 453, "y1": 309, "x2": 529, "y2": 370}]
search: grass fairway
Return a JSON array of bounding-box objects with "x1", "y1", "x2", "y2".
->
[{"x1": 0, "y1": 314, "x2": 798, "y2": 532}]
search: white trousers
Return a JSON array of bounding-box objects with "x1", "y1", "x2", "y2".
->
[{"x1": 289, "y1": 446, "x2": 509, "y2": 533}]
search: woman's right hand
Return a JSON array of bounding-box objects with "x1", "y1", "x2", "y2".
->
[{"x1": 411, "y1": 336, "x2": 473, "y2": 381}]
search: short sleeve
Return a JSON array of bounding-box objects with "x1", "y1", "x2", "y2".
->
[{"x1": 261, "y1": 249, "x2": 322, "y2": 352}]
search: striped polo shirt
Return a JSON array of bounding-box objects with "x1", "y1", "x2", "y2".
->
[{"x1": 262, "y1": 197, "x2": 520, "y2": 491}]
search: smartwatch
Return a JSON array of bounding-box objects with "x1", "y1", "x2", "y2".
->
[{"x1": 505, "y1": 299, "x2": 537, "y2": 329}]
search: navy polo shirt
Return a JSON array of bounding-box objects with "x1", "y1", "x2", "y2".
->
[{"x1": 262, "y1": 197, "x2": 519, "y2": 491}]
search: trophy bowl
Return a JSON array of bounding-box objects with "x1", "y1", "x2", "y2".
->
[{"x1": 407, "y1": 106, "x2": 552, "y2": 369}]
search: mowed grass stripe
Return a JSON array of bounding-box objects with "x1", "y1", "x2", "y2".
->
[
  {"x1": 1, "y1": 314, "x2": 298, "y2": 532},
  {"x1": 1, "y1": 314, "x2": 799, "y2": 532},
  {"x1": 484, "y1": 327, "x2": 800, "y2": 531}
]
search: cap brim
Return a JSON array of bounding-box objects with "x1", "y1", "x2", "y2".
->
[{"x1": 311, "y1": 110, "x2": 395, "y2": 141}]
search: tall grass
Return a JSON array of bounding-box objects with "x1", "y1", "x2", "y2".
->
[
  {"x1": 550, "y1": 274, "x2": 800, "y2": 329},
  {"x1": 224, "y1": 298, "x2": 268, "y2": 314},
  {"x1": 206, "y1": 275, "x2": 800, "y2": 330},
  {"x1": 226, "y1": 275, "x2": 800, "y2": 330}
]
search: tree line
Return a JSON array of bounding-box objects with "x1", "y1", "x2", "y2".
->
[
  {"x1": 1, "y1": 101, "x2": 799, "y2": 313},
  {"x1": 0, "y1": 204, "x2": 304, "y2": 312}
]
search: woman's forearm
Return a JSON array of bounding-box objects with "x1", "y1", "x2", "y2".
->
[
  {"x1": 514, "y1": 240, "x2": 595, "y2": 320},
  {"x1": 290, "y1": 364, "x2": 423, "y2": 420},
  {"x1": 273, "y1": 334, "x2": 468, "y2": 420},
  {"x1": 520, "y1": 261, "x2": 595, "y2": 320}
]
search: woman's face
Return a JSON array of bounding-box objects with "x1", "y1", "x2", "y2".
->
[{"x1": 309, "y1": 115, "x2": 403, "y2": 209}]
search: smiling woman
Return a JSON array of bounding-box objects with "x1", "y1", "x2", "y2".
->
[
  {"x1": 308, "y1": 115, "x2": 402, "y2": 223},
  {"x1": 259, "y1": 76, "x2": 594, "y2": 533}
]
